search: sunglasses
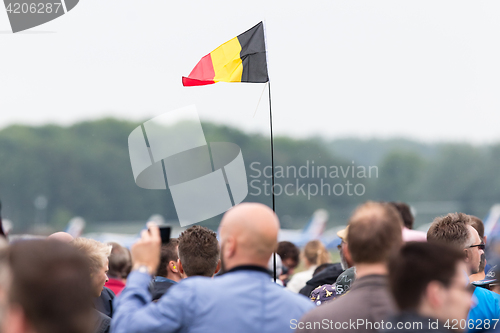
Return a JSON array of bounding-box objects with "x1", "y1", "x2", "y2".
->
[{"x1": 467, "y1": 243, "x2": 485, "y2": 250}]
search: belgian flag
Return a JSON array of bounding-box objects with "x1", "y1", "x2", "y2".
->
[{"x1": 182, "y1": 22, "x2": 269, "y2": 86}]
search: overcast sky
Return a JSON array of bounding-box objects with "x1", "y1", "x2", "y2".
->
[{"x1": 1, "y1": 1, "x2": 500, "y2": 143}]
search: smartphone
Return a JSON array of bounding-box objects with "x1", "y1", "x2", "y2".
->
[{"x1": 158, "y1": 226, "x2": 171, "y2": 244}]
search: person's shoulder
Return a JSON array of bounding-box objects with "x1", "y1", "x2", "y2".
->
[
  {"x1": 287, "y1": 270, "x2": 313, "y2": 291},
  {"x1": 471, "y1": 287, "x2": 500, "y2": 319},
  {"x1": 102, "y1": 286, "x2": 115, "y2": 299},
  {"x1": 93, "y1": 309, "x2": 111, "y2": 333},
  {"x1": 180, "y1": 270, "x2": 288, "y2": 294},
  {"x1": 99, "y1": 287, "x2": 115, "y2": 300},
  {"x1": 291, "y1": 270, "x2": 311, "y2": 279},
  {"x1": 273, "y1": 283, "x2": 315, "y2": 305},
  {"x1": 487, "y1": 288, "x2": 500, "y2": 301},
  {"x1": 474, "y1": 286, "x2": 500, "y2": 304},
  {"x1": 474, "y1": 286, "x2": 500, "y2": 299}
]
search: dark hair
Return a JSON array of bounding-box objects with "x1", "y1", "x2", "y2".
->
[
  {"x1": 178, "y1": 226, "x2": 219, "y2": 277},
  {"x1": 7, "y1": 240, "x2": 93, "y2": 333},
  {"x1": 107, "y1": 242, "x2": 132, "y2": 280},
  {"x1": 0, "y1": 200, "x2": 6, "y2": 239},
  {"x1": 427, "y1": 213, "x2": 472, "y2": 249},
  {"x1": 156, "y1": 238, "x2": 179, "y2": 277},
  {"x1": 390, "y1": 202, "x2": 414, "y2": 229},
  {"x1": 468, "y1": 215, "x2": 484, "y2": 239},
  {"x1": 347, "y1": 201, "x2": 403, "y2": 264},
  {"x1": 389, "y1": 242, "x2": 465, "y2": 311},
  {"x1": 277, "y1": 241, "x2": 300, "y2": 267}
]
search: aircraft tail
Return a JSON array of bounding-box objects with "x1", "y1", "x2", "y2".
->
[
  {"x1": 64, "y1": 217, "x2": 86, "y2": 238},
  {"x1": 302, "y1": 209, "x2": 329, "y2": 239},
  {"x1": 484, "y1": 204, "x2": 500, "y2": 239}
]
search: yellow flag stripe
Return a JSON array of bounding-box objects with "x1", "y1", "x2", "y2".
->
[{"x1": 210, "y1": 37, "x2": 243, "y2": 83}]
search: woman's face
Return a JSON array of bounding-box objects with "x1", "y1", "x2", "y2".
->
[{"x1": 91, "y1": 259, "x2": 109, "y2": 297}]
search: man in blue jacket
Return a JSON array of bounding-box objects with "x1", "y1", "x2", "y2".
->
[
  {"x1": 427, "y1": 213, "x2": 500, "y2": 332},
  {"x1": 111, "y1": 203, "x2": 314, "y2": 333}
]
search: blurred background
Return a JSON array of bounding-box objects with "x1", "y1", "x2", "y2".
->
[
  {"x1": 1, "y1": 1, "x2": 500, "y2": 244},
  {"x1": 1, "y1": 119, "x2": 498, "y2": 234}
]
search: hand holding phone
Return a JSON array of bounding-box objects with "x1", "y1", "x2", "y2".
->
[{"x1": 131, "y1": 223, "x2": 162, "y2": 274}]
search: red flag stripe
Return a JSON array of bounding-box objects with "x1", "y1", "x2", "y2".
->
[{"x1": 181, "y1": 77, "x2": 215, "y2": 86}]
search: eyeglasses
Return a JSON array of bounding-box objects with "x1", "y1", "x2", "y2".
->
[{"x1": 467, "y1": 243, "x2": 485, "y2": 250}]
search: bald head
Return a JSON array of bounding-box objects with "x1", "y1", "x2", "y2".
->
[
  {"x1": 48, "y1": 232, "x2": 74, "y2": 243},
  {"x1": 219, "y1": 203, "x2": 279, "y2": 270}
]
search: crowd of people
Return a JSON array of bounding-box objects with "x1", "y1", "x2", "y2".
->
[{"x1": 0, "y1": 201, "x2": 500, "y2": 333}]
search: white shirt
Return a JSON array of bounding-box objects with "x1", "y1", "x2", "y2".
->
[{"x1": 286, "y1": 265, "x2": 317, "y2": 293}]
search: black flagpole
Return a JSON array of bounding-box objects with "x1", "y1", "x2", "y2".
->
[
  {"x1": 268, "y1": 81, "x2": 277, "y2": 282},
  {"x1": 262, "y1": 20, "x2": 277, "y2": 283}
]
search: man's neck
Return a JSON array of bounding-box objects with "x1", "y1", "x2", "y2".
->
[
  {"x1": 166, "y1": 274, "x2": 182, "y2": 283},
  {"x1": 224, "y1": 259, "x2": 268, "y2": 272},
  {"x1": 355, "y1": 262, "x2": 387, "y2": 278},
  {"x1": 469, "y1": 271, "x2": 485, "y2": 283}
]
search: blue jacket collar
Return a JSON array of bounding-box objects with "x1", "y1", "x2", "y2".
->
[{"x1": 154, "y1": 276, "x2": 178, "y2": 284}]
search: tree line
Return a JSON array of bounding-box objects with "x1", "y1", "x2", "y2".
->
[{"x1": 0, "y1": 119, "x2": 498, "y2": 232}]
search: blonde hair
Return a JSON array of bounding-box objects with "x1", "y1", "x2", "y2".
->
[
  {"x1": 71, "y1": 238, "x2": 112, "y2": 272},
  {"x1": 303, "y1": 240, "x2": 329, "y2": 266}
]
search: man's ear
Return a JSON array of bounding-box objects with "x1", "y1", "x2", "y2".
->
[
  {"x1": 484, "y1": 236, "x2": 487, "y2": 244},
  {"x1": 177, "y1": 259, "x2": 185, "y2": 275},
  {"x1": 214, "y1": 259, "x2": 221, "y2": 275},
  {"x1": 169, "y1": 261, "x2": 179, "y2": 273},
  {"x1": 425, "y1": 281, "x2": 444, "y2": 309},
  {"x1": 344, "y1": 243, "x2": 353, "y2": 266},
  {"x1": 6, "y1": 304, "x2": 33, "y2": 333},
  {"x1": 463, "y1": 248, "x2": 470, "y2": 262},
  {"x1": 224, "y1": 236, "x2": 236, "y2": 258}
]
